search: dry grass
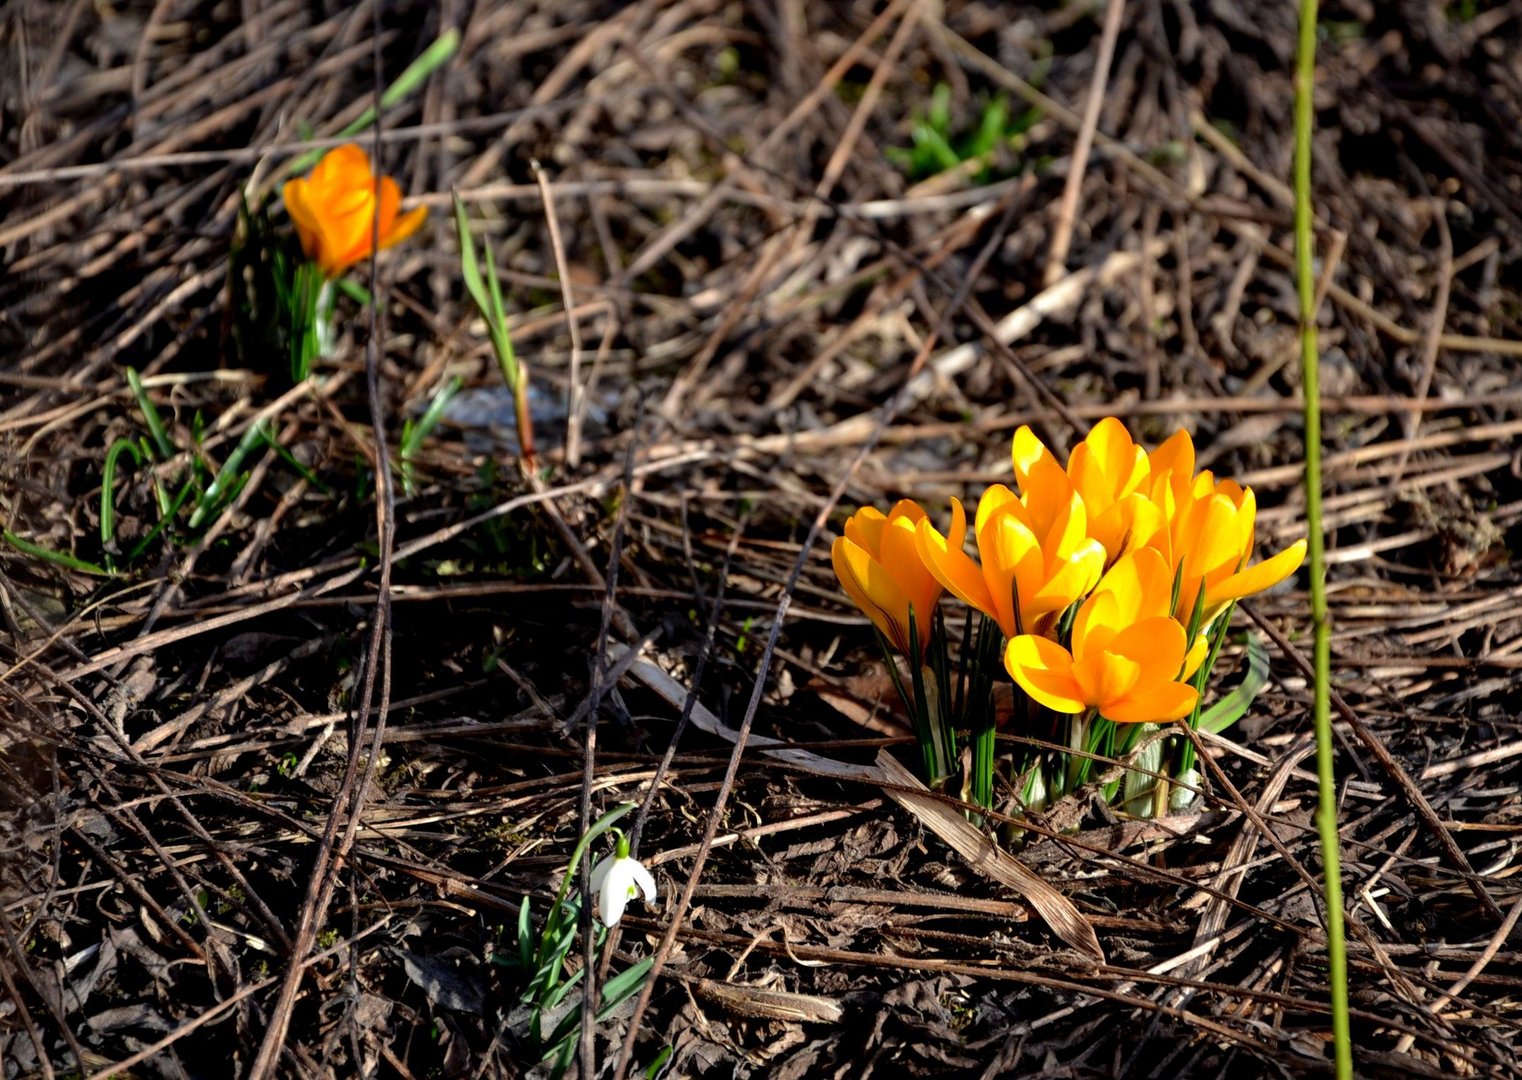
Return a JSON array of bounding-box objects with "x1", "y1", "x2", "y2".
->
[{"x1": 2, "y1": 1, "x2": 1521, "y2": 1076}]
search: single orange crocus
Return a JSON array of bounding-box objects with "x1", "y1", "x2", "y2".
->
[
  {"x1": 1161, "y1": 474, "x2": 1308, "y2": 619},
  {"x1": 914, "y1": 486, "x2": 1106, "y2": 639},
  {"x1": 283, "y1": 144, "x2": 427, "y2": 277},
  {"x1": 1005, "y1": 548, "x2": 1208, "y2": 723},
  {"x1": 832, "y1": 501, "x2": 944, "y2": 657},
  {"x1": 1012, "y1": 420, "x2": 1163, "y2": 562}
]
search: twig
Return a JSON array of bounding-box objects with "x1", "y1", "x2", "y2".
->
[
  {"x1": 247, "y1": 19, "x2": 400, "y2": 1075},
  {"x1": 575, "y1": 414, "x2": 642, "y2": 1077},
  {"x1": 532, "y1": 159, "x2": 587, "y2": 469},
  {"x1": 1043, "y1": 0, "x2": 1126, "y2": 287}
]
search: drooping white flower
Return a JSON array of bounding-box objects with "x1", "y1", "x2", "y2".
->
[{"x1": 589, "y1": 834, "x2": 656, "y2": 927}]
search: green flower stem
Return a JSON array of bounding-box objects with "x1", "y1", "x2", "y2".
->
[{"x1": 1294, "y1": 4, "x2": 1352, "y2": 1077}]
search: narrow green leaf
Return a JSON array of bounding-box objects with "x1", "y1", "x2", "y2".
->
[
  {"x1": 1198, "y1": 632, "x2": 1270, "y2": 735},
  {"x1": 285, "y1": 30, "x2": 461, "y2": 175},
  {"x1": 2, "y1": 531, "x2": 113, "y2": 577},
  {"x1": 126, "y1": 367, "x2": 174, "y2": 460},
  {"x1": 644, "y1": 1046, "x2": 674, "y2": 1079},
  {"x1": 189, "y1": 420, "x2": 269, "y2": 529},
  {"x1": 101, "y1": 437, "x2": 146, "y2": 568},
  {"x1": 518, "y1": 897, "x2": 534, "y2": 973}
]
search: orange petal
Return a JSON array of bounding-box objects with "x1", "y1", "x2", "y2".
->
[
  {"x1": 1072, "y1": 651, "x2": 1142, "y2": 708},
  {"x1": 915, "y1": 502, "x2": 998, "y2": 626},
  {"x1": 881, "y1": 513, "x2": 941, "y2": 623},
  {"x1": 385, "y1": 204, "x2": 428, "y2": 251},
  {"x1": 282, "y1": 178, "x2": 320, "y2": 260},
  {"x1": 832, "y1": 537, "x2": 912, "y2": 653},
  {"x1": 1005, "y1": 636, "x2": 1085, "y2": 714},
  {"x1": 1147, "y1": 429, "x2": 1195, "y2": 493},
  {"x1": 1104, "y1": 681, "x2": 1198, "y2": 723},
  {"x1": 1108, "y1": 618, "x2": 1187, "y2": 686},
  {"x1": 844, "y1": 506, "x2": 888, "y2": 556}
]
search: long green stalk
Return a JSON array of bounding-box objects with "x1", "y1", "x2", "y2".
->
[{"x1": 1294, "y1": 6, "x2": 1352, "y2": 1077}]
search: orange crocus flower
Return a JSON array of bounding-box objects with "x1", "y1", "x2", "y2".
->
[
  {"x1": 832, "y1": 501, "x2": 944, "y2": 657},
  {"x1": 1163, "y1": 474, "x2": 1308, "y2": 620},
  {"x1": 914, "y1": 487, "x2": 1106, "y2": 639},
  {"x1": 283, "y1": 144, "x2": 427, "y2": 277}
]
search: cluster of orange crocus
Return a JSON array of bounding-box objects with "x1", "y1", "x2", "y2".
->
[{"x1": 832, "y1": 418, "x2": 1306, "y2": 737}]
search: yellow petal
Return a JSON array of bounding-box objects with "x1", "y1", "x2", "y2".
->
[
  {"x1": 1031, "y1": 539, "x2": 1105, "y2": 617},
  {"x1": 1147, "y1": 429, "x2": 1195, "y2": 494},
  {"x1": 1208, "y1": 539, "x2": 1307, "y2": 607},
  {"x1": 881, "y1": 514, "x2": 941, "y2": 625},
  {"x1": 973, "y1": 484, "x2": 1019, "y2": 535},
  {"x1": 1072, "y1": 588, "x2": 1122, "y2": 658},
  {"x1": 1069, "y1": 417, "x2": 1147, "y2": 515},
  {"x1": 982, "y1": 509, "x2": 1042, "y2": 635},
  {"x1": 1181, "y1": 633, "x2": 1209, "y2": 681},
  {"x1": 1005, "y1": 636, "x2": 1086, "y2": 714},
  {"x1": 1011, "y1": 426, "x2": 1057, "y2": 488}
]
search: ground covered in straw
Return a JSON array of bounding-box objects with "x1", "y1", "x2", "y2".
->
[{"x1": 3, "y1": 1, "x2": 1521, "y2": 1077}]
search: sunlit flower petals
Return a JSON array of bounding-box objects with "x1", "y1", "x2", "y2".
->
[
  {"x1": 1005, "y1": 636, "x2": 1086, "y2": 713},
  {"x1": 843, "y1": 505, "x2": 887, "y2": 551},
  {"x1": 282, "y1": 143, "x2": 427, "y2": 278},
  {"x1": 1073, "y1": 589, "x2": 1121, "y2": 657},
  {"x1": 1047, "y1": 492, "x2": 1090, "y2": 559},
  {"x1": 1072, "y1": 651, "x2": 1142, "y2": 707},
  {"x1": 1088, "y1": 494, "x2": 1165, "y2": 564},
  {"x1": 973, "y1": 484, "x2": 1020, "y2": 535},
  {"x1": 1082, "y1": 548, "x2": 1173, "y2": 634},
  {"x1": 1106, "y1": 618, "x2": 1187, "y2": 682},
  {"x1": 1207, "y1": 539, "x2": 1307, "y2": 608},
  {"x1": 1182, "y1": 634, "x2": 1210, "y2": 681},
  {"x1": 1104, "y1": 681, "x2": 1198, "y2": 723},
  {"x1": 1068, "y1": 417, "x2": 1148, "y2": 517},
  {"x1": 1011, "y1": 426, "x2": 1058, "y2": 487},
  {"x1": 1147, "y1": 429, "x2": 1195, "y2": 493},
  {"x1": 982, "y1": 510, "x2": 1042, "y2": 634},
  {"x1": 1032, "y1": 539, "x2": 1105, "y2": 615},
  {"x1": 590, "y1": 852, "x2": 657, "y2": 927},
  {"x1": 1189, "y1": 495, "x2": 1247, "y2": 576},
  {"x1": 915, "y1": 500, "x2": 998, "y2": 626},
  {"x1": 834, "y1": 502, "x2": 944, "y2": 655},
  {"x1": 832, "y1": 538, "x2": 908, "y2": 649}
]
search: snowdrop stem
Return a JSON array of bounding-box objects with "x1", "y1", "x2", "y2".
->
[{"x1": 552, "y1": 801, "x2": 636, "y2": 912}]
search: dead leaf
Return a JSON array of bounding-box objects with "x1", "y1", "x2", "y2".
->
[{"x1": 875, "y1": 751, "x2": 1105, "y2": 962}]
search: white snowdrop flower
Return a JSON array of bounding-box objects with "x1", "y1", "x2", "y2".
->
[{"x1": 589, "y1": 833, "x2": 656, "y2": 927}]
